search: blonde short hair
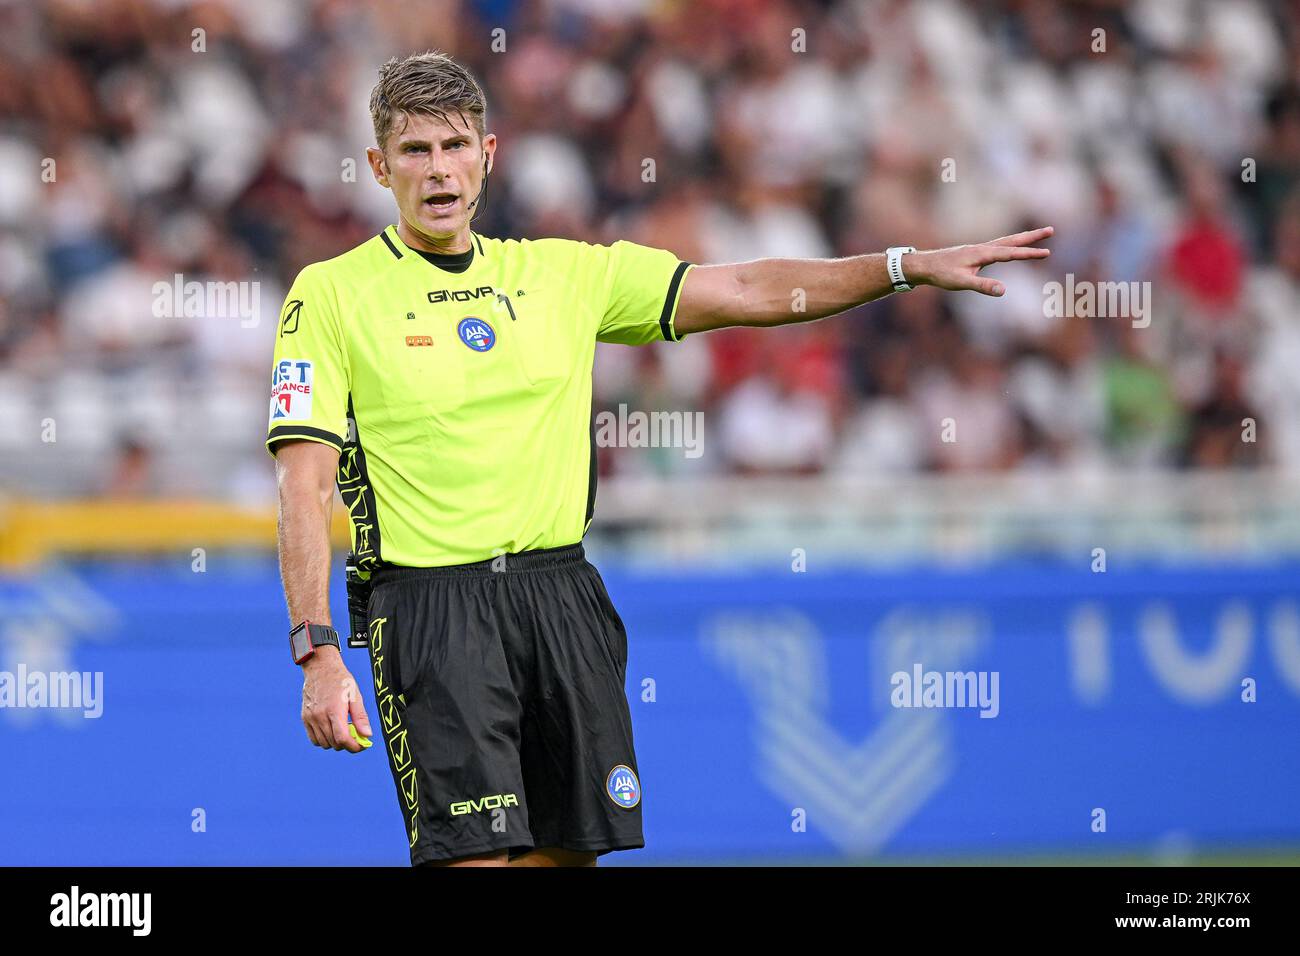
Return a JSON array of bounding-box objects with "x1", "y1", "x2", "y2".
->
[{"x1": 369, "y1": 51, "x2": 486, "y2": 151}]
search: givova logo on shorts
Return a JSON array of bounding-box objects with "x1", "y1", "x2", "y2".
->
[
  {"x1": 449, "y1": 793, "x2": 519, "y2": 816},
  {"x1": 370, "y1": 617, "x2": 419, "y2": 848}
]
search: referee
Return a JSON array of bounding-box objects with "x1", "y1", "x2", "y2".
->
[{"x1": 268, "y1": 51, "x2": 1052, "y2": 867}]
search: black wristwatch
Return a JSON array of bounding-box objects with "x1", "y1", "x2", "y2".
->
[{"x1": 289, "y1": 621, "x2": 340, "y2": 665}]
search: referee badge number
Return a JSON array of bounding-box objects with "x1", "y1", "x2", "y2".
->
[
  {"x1": 606, "y1": 764, "x2": 640, "y2": 809},
  {"x1": 457, "y1": 316, "x2": 496, "y2": 352}
]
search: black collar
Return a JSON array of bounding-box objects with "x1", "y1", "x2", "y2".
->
[{"x1": 412, "y1": 244, "x2": 474, "y2": 274}]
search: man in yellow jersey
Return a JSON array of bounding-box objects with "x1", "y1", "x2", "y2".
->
[{"x1": 268, "y1": 51, "x2": 1052, "y2": 867}]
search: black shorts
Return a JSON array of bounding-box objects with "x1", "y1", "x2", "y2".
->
[{"x1": 364, "y1": 542, "x2": 644, "y2": 865}]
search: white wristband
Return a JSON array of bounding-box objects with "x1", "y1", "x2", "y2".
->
[{"x1": 886, "y1": 245, "x2": 917, "y2": 292}]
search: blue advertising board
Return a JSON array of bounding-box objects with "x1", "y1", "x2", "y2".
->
[{"x1": 2, "y1": 556, "x2": 1297, "y2": 864}]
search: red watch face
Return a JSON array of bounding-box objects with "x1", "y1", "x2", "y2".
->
[{"x1": 290, "y1": 623, "x2": 315, "y2": 663}]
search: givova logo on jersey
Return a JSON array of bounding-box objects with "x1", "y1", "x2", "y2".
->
[{"x1": 270, "y1": 358, "x2": 313, "y2": 421}]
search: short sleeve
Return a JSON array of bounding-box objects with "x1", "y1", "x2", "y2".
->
[
  {"x1": 596, "y1": 240, "x2": 694, "y2": 345},
  {"x1": 265, "y1": 264, "x2": 350, "y2": 457}
]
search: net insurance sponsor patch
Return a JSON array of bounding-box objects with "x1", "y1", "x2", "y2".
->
[{"x1": 270, "y1": 358, "x2": 313, "y2": 421}]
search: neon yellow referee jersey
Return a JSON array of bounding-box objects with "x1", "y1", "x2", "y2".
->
[{"x1": 265, "y1": 225, "x2": 693, "y2": 569}]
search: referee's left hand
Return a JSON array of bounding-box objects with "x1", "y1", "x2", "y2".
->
[
  {"x1": 906, "y1": 226, "x2": 1054, "y2": 296},
  {"x1": 301, "y1": 645, "x2": 373, "y2": 753}
]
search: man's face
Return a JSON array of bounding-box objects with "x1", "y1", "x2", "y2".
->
[{"x1": 367, "y1": 111, "x2": 496, "y2": 245}]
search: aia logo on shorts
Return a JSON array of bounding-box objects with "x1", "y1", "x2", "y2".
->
[
  {"x1": 457, "y1": 316, "x2": 495, "y2": 352},
  {"x1": 606, "y1": 764, "x2": 640, "y2": 809}
]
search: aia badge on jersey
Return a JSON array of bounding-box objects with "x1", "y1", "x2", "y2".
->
[
  {"x1": 270, "y1": 358, "x2": 313, "y2": 421},
  {"x1": 606, "y1": 764, "x2": 641, "y2": 809},
  {"x1": 457, "y1": 316, "x2": 495, "y2": 352}
]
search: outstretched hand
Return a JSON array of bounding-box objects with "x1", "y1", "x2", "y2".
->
[{"x1": 908, "y1": 226, "x2": 1054, "y2": 296}]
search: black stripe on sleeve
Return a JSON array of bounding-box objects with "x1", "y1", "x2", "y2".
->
[
  {"x1": 658, "y1": 261, "x2": 691, "y2": 342},
  {"x1": 380, "y1": 229, "x2": 403, "y2": 260},
  {"x1": 266, "y1": 425, "x2": 345, "y2": 455}
]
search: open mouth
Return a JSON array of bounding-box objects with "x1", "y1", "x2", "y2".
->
[{"x1": 424, "y1": 193, "x2": 459, "y2": 210}]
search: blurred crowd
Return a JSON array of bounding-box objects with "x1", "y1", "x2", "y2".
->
[{"x1": 2, "y1": 0, "x2": 1299, "y2": 499}]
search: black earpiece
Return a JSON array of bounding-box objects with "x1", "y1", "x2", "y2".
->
[{"x1": 468, "y1": 153, "x2": 491, "y2": 219}]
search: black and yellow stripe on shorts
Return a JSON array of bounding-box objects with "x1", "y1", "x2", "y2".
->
[{"x1": 368, "y1": 616, "x2": 418, "y2": 848}]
